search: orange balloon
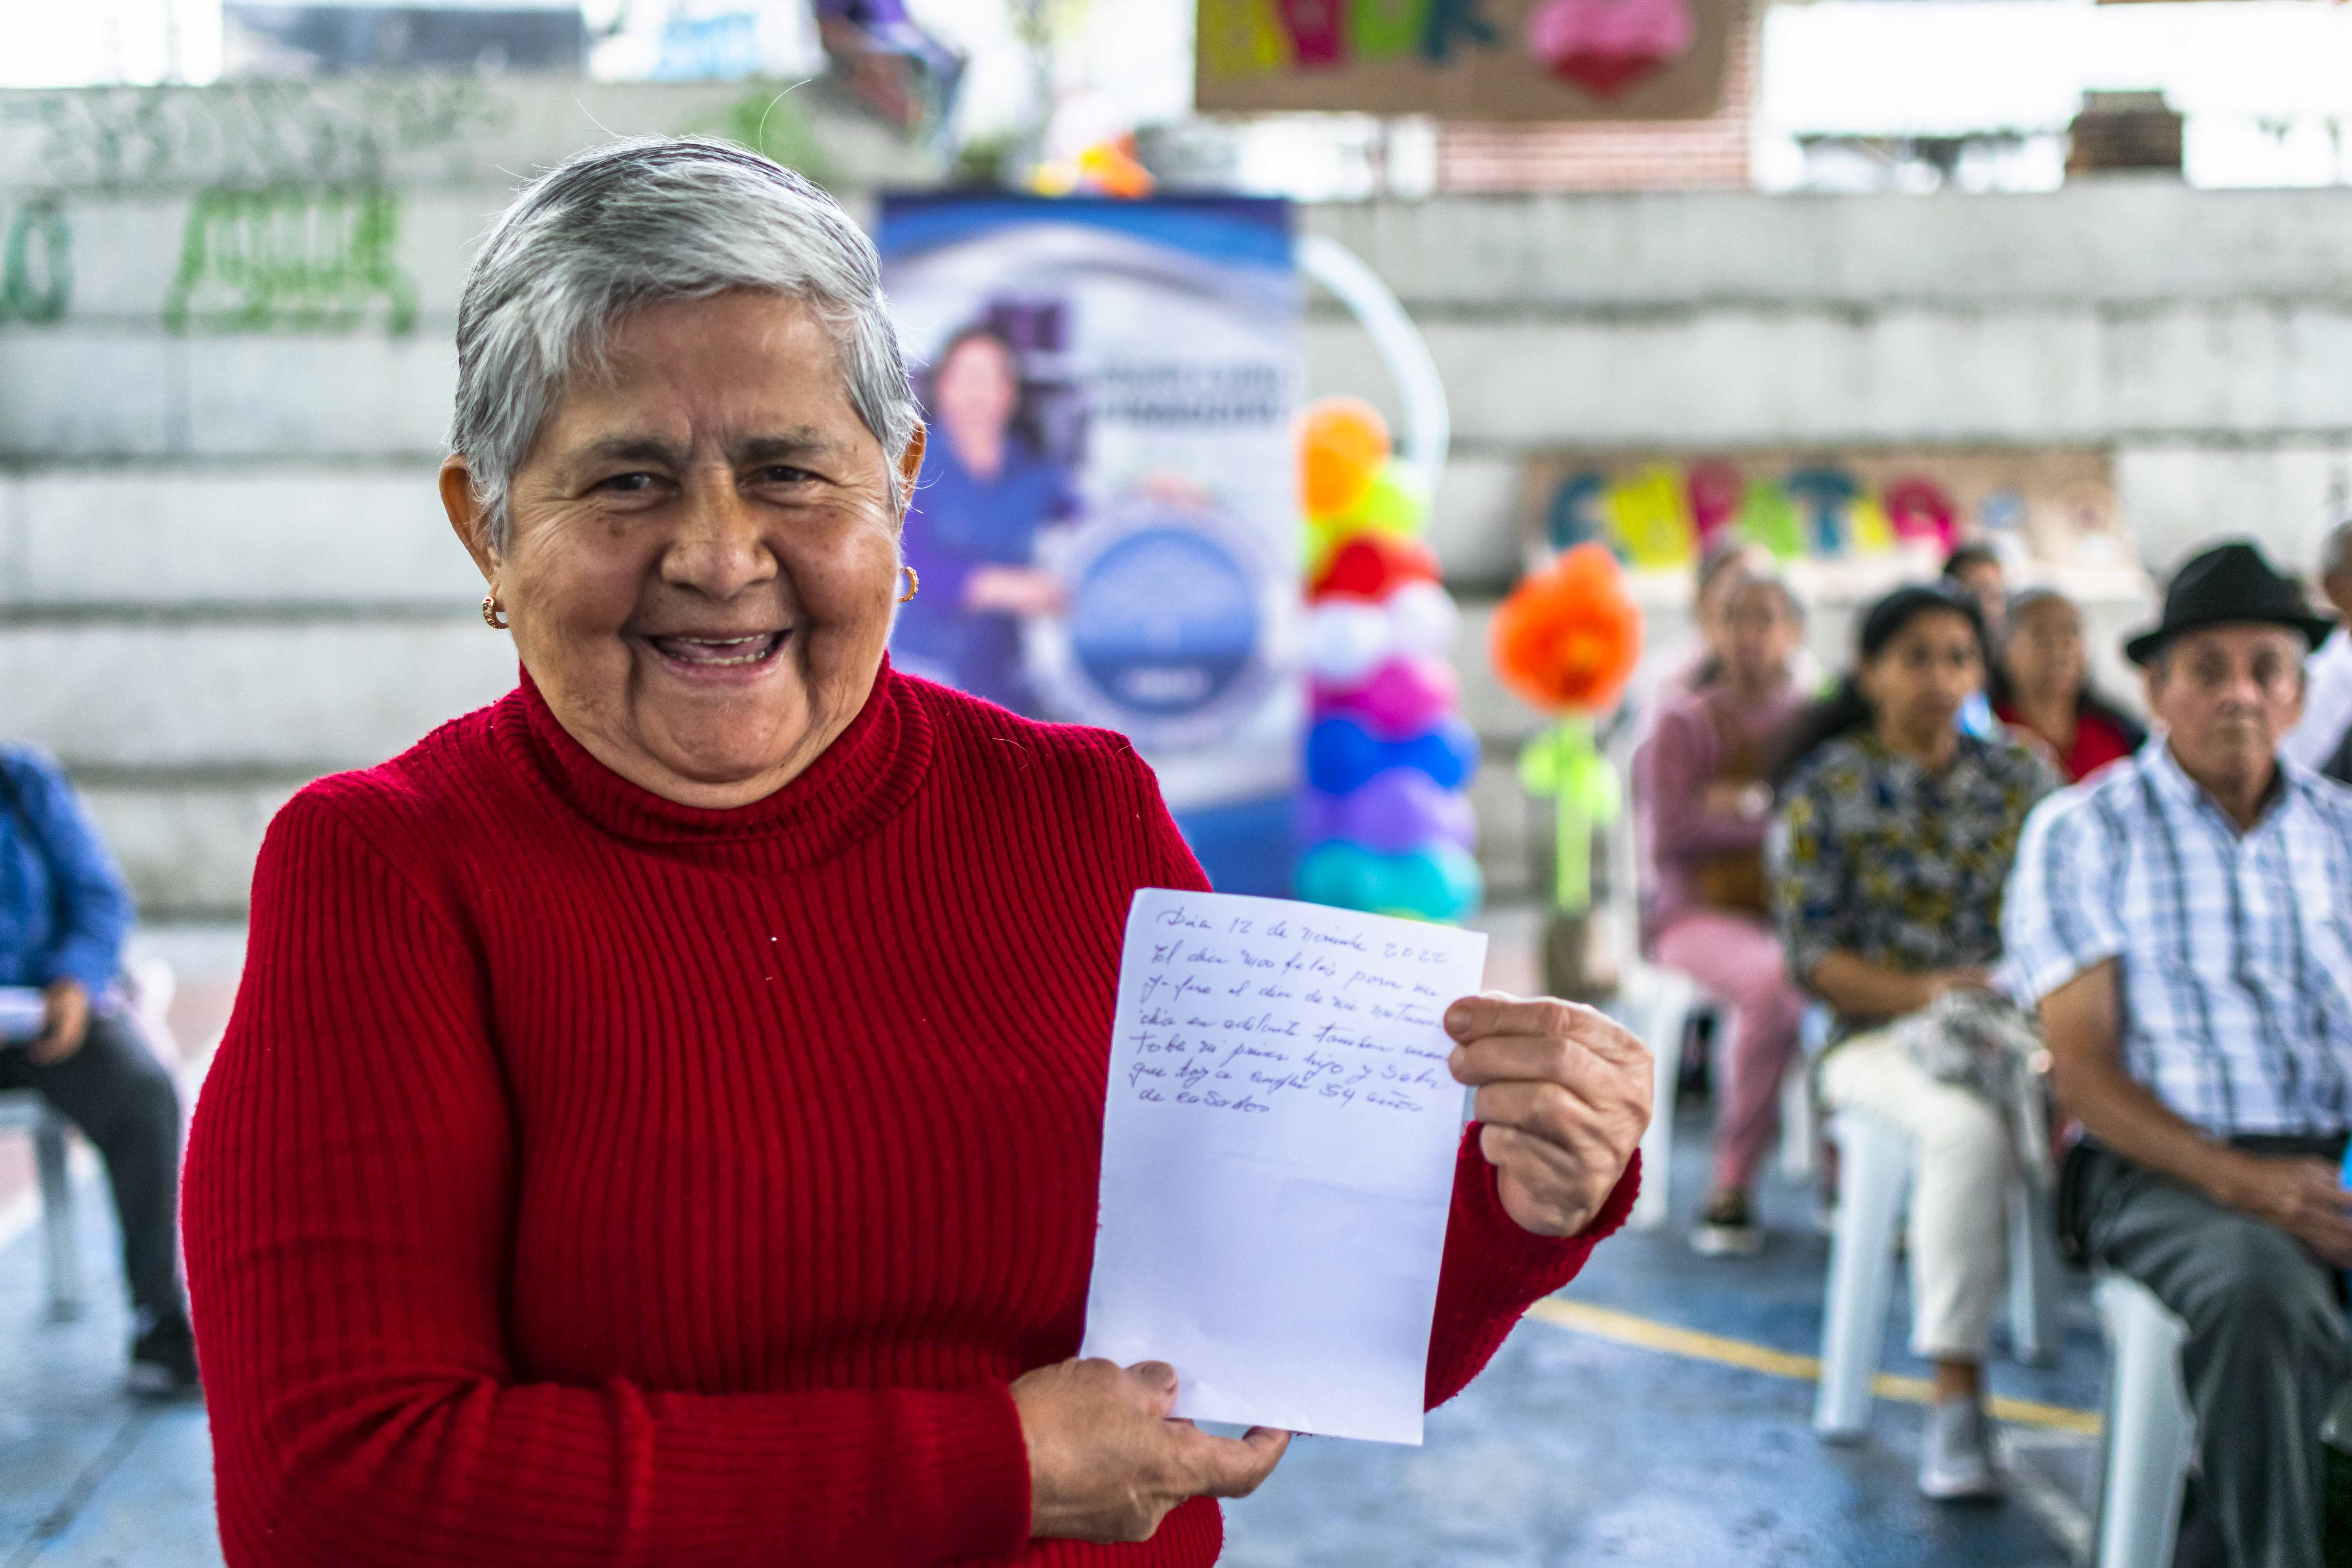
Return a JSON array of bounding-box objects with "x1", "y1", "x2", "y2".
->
[
  {"x1": 1490, "y1": 542, "x2": 1645, "y2": 715},
  {"x1": 1299, "y1": 397, "x2": 1391, "y2": 519}
]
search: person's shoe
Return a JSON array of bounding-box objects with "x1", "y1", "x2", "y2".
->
[
  {"x1": 1690, "y1": 1189, "x2": 1764, "y2": 1256},
  {"x1": 127, "y1": 1309, "x2": 201, "y2": 1399},
  {"x1": 1918, "y1": 1397, "x2": 2002, "y2": 1501}
]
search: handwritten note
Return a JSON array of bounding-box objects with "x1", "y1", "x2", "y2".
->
[{"x1": 1078, "y1": 888, "x2": 1488, "y2": 1445}]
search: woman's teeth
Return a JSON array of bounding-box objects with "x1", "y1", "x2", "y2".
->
[{"x1": 651, "y1": 632, "x2": 784, "y2": 666}]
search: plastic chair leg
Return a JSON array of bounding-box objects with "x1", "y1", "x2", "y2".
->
[
  {"x1": 1629, "y1": 969, "x2": 1697, "y2": 1232},
  {"x1": 33, "y1": 1116, "x2": 83, "y2": 1322},
  {"x1": 2092, "y1": 1274, "x2": 2194, "y2": 1568},
  {"x1": 2006, "y1": 1181, "x2": 2064, "y2": 1367},
  {"x1": 1777, "y1": 1053, "x2": 1816, "y2": 1181},
  {"x1": 1814, "y1": 1112, "x2": 1910, "y2": 1439}
]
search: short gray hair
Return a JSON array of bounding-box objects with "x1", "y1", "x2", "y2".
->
[{"x1": 449, "y1": 136, "x2": 920, "y2": 552}]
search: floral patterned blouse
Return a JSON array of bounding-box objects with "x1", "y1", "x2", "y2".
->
[{"x1": 1768, "y1": 730, "x2": 2060, "y2": 1036}]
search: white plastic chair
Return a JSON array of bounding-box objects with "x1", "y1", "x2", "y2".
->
[
  {"x1": 1627, "y1": 970, "x2": 1823, "y2": 1231},
  {"x1": 0, "y1": 958, "x2": 175, "y2": 1325},
  {"x1": 1812, "y1": 1108, "x2": 2067, "y2": 1437},
  {"x1": 1624, "y1": 965, "x2": 1702, "y2": 1232},
  {"x1": 0, "y1": 1089, "x2": 83, "y2": 1320},
  {"x1": 2090, "y1": 1272, "x2": 2194, "y2": 1568}
]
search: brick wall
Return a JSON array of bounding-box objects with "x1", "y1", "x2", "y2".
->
[{"x1": 1434, "y1": 5, "x2": 1756, "y2": 193}]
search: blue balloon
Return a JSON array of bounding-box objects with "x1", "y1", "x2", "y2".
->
[
  {"x1": 1306, "y1": 715, "x2": 1479, "y2": 795},
  {"x1": 1295, "y1": 840, "x2": 1483, "y2": 922}
]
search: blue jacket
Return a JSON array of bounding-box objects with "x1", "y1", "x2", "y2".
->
[{"x1": 0, "y1": 746, "x2": 132, "y2": 994}]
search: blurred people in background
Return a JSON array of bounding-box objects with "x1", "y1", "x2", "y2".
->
[
  {"x1": 891, "y1": 323, "x2": 1076, "y2": 713},
  {"x1": 1942, "y1": 543, "x2": 2009, "y2": 641},
  {"x1": 1656, "y1": 535, "x2": 1780, "y2": 703},
  {"x1": 1943, "y1": 544, "x2": 2008, "y2": 740},
  {"x1": 1993, "y1": 586, "x2": 2147, "y2": 784},
  {"x1": 1635, "y1": 568, "x2": 1811, "y2": 1257},
  {"x1": 2007, "y1": 541, "x2": 2350, "y2": 1568},
  {"x1": 0, "y1": 744, "x2": 194, "y2": 1395},
  {"x1": 2281, "y1": 518, "x2": 2352, "y2": 784},
  {"x1": 1769, "y1": 584, "x2": 2059, "y2": 1503}
]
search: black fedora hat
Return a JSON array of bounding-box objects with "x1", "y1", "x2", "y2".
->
[{"x1": 2125, "y1": 540, "x2": 2337, "y2": 666}]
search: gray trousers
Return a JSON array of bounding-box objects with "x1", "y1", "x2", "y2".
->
[
  {"x1": 2079, "y1": 1145, "x2": 2349, "y2": 1568},
  {"x1": 0, "y1": 1007, "x2": 185, "y2": 1322}
]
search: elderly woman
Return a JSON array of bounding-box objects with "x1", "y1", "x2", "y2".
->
[
  {"x1": 1634, "y1": 567, "x2": 1811, "y2": 1258},
  {"x1": 1991, "y1": 586, "x2": 2146, "y2": 784},
  {"x1": 181, "y1": 139, "x2": 1647, "y2": 1567}
]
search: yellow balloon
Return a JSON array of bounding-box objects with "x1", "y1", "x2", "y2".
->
[{"x1": 1300, "y1": 397, "x2": 1392, "y2": 519}]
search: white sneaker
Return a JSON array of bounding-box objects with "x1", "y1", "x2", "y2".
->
[{"x1": 1918, "y1": 1398, "x2": 2002, "y2": 1502}]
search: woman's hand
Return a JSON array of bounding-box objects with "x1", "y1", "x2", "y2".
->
[
  {"x1": 29, "y1": 978, "x2": 91, "y2": 1067},
  {"x1": 1011, "y1": 1359, "x2": 1289, "y2": 1543},
  {"x1": 965, "y1": 565, "x2": 1068, "y2": 617},
  {"x1": 1445, "y1": 993, "x2": 1652, "y2": 1237}
]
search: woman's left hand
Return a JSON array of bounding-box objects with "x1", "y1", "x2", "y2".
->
[{"x1": 1445, "y1": 993, "x2": 1652, "y2": 1238}]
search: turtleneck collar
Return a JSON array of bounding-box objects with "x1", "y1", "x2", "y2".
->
[{"x1": 500, "y1": 656, "x2": 933, "y2": 871}]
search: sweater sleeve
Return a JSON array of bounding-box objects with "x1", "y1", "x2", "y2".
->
[
  {"x1": 1645, "y1": 706, "x2": 1767, "y2": 862},
  {"x1": 4, "y1": 748, "x2": 133, "y2": 993},
  {"x1": 1423, "y1": 1136, "x2": 1639, "y2": 1408},
  {"x1": 182, "y1": 789, "x2": 1031, "y2": 1568}
]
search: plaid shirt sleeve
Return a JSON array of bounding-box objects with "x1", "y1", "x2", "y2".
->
[
  {"x1": 2002, "y1": 788, "x2": 2125, "y2": 1006},
  {"x1": 1768, "y1": 760, "x2": 1849, "y2": 987}
]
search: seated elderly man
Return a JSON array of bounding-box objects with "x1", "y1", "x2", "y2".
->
[{"x1": 2005, "y1": 540, "x2": 2352, "y2": 1568}]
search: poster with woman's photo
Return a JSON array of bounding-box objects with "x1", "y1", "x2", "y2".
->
[{"x1": 877, "y1": 194, "x2": 1304, "y2": 895}]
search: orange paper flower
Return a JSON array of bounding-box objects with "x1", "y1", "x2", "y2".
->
[{"x1": 1490, "y1": 542, "x2": 1644, "y2": 714}]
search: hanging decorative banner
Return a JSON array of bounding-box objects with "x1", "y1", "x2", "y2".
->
[
  {"x1": 1519, "y1": 445, "x2": 2125, "y2": 573},
  {"x1": 1196, "y1": 0, "x2": 1740, "y2": 121},
  {"x1": 877, "y1": 195, "x2": 1305, "y2": 897}
]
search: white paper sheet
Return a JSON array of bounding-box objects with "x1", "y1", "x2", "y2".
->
[{"x1": 1079, "y1": 888, "x2": 1489, "y2": 1445}]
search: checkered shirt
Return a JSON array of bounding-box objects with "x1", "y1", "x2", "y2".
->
[{"x1": 2004, "y1": 740, "x2": 2352, "y2": 1138}]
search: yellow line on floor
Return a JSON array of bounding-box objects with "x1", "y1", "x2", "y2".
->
[{"x1": 1524, "y1": 1297, "x2": 2102, "y2": 1436}]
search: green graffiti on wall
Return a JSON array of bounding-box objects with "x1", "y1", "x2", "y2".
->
[
  {"x1": 0, "y1": 198, "x2": 70, "y2": 323},
  {"x1": 163, "y1": 185, "x2": 417, "y2": 336}
]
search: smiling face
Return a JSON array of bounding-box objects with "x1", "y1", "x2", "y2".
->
[
  {"x1": 443, "y1": 289, "x2": 926, "y2": 809},
  {"x1": 933, "y1": 332, "x2": 1020, "y2": 443}
]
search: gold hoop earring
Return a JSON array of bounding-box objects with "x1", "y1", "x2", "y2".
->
[
  {"x1": 897, "y1": 564, "x2": 920, "y2": 604},
  {"x1": 481, "y1": 593, "x2": 509, "y2": 631}
]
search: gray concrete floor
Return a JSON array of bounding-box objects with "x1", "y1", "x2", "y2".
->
[
  {"x1": 1220, "y1": 1096, "x2": 2100, "y2": 1566},
  {"x1": 1, "y1": 1098, "x2": 2101, "y2": 1567}
]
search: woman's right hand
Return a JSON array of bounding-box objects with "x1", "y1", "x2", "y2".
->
[{"x1": 1011, "y1": 1358, "x2": 1290, "y2": 1543}]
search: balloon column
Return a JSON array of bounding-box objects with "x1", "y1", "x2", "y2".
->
[
  {"x1": 1491, "y1": 542, "x2": 1644, "y2": 916},
  {"x1": 1295, "y1": 397, "x2": 1481, "y2": 923}
]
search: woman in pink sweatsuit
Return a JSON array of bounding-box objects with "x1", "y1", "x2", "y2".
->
[{"x1": 1635, "y1": 567, "x2": 1811, "y2": 1254}]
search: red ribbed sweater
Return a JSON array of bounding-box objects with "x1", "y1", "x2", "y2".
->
[{"x1": 183, "y1": 663, "x2": 1634, "y2": 1568}]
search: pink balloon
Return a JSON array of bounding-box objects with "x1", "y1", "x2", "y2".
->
[{"x1": 1312, "y1": 654, "x2": 1458, "y2": 739}]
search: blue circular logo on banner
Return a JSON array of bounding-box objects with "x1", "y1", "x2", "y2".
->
[{"x1": 1067, "y1": 528, "x2": 1259, "y2": 717}]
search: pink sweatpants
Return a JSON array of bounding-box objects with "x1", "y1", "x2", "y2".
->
[{"x1": 1653, "y1": 910, "x2": 1809, "y2": 1194}]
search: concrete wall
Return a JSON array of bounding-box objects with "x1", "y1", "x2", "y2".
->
[
  {"x1": 4, "y1": 116, "x2": 2347, "y2": 912},
  {"x1": 1303, "y1": 184, "x2": 2352, "y2": 590},
  {"x1": 0, "y1": 76, "x2": 933, "y2": 915}
]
